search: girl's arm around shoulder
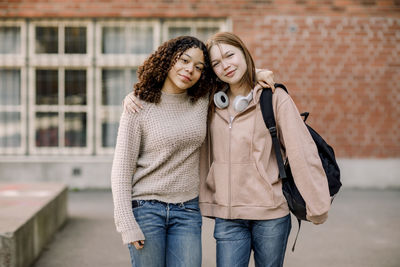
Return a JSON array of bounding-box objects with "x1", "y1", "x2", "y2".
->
[
  {"x1": 122, "y1": 91, "x2": 143, "y2": 114},
  {"x1": 275, "y1": 92, "x2": 331, "y2": 225}
]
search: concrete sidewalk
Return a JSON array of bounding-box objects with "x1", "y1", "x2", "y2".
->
[{"x1": 32, "y1": 189, "x2": 400, "y2": 267}]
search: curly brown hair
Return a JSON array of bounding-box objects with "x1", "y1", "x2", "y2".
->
[{"x1": 134, "y1": 36, "x2": 214, "y2": 103}]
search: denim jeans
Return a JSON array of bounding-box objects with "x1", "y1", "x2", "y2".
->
[
  {"x1": 214, "y1": 214, "x2": 291, "y2": 267},
  {"x1": 127, "y1": 197, "x2": 202, "y2": 267}
]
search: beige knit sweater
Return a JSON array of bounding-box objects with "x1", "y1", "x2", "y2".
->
[{"x1": 111, "y1": 91, "x2": 208, "y2": 244}]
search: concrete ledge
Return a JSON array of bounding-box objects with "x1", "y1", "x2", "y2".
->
[
  {"x1": 0, "y1": 183, "x2": 68, "y2": 267},
  {"x1": 338, "y1": 158, "x2": 400, "y2": 189}
]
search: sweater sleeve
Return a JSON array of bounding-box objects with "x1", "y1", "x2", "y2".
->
[
  {"x1": 199, "y1": 125, "x2": 212, "y2": 183},
  {"x1": 276, "y1": 94, "x2": 331, "y2": 224},
  {"x1": 111, "y1": 109, "x2": 145, "y2": 244}
]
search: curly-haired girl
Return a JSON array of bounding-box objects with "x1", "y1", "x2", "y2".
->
[
  {"x1": 111, "y1": 36, "x2": 213, "y2": 267},
  {"x1": 133, "y1": 36, "x2": 213, "y2": 103}
]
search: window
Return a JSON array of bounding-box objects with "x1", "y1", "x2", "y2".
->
[
  {"x1": 32, "y1": 68, "x2": 89, "y2": 152},
  {"x1": 0, "y1": 69, "x2": 22, "y2": 150},
  {"x1": 0, "y1": 26, "x2": 21, "y2": 54},
  {"x1": 0, "y1": 21, "x2": 27, "y2": 154},
  {"x1": 0, "y1": 18, "x2": 227, "y2": 156},
  {"x1": 28, "y1": 20, "x2": 93, "y2": 155},
  {"x1": 95, "y1": 20, "x2": 159, "y2": 154},
  {"x1": 99, "y1": 68, "x2": 137, "y2": 151},
  {"x1": 65, "y1": 27, "x2": 87, "y2": 54},
  {"x1": 102, "y1": 26, "x2": 153, "y2": 54}
]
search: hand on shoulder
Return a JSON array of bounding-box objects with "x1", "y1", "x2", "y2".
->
[{"x1": 123, "y1": 92, "x2": 143, "y2": 114}]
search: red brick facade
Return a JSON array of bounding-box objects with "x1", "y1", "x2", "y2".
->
[{"x1": 1, "y1": 0, "x2": 399, "y2": 158}]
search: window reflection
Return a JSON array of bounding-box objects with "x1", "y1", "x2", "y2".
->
[
  {"x1": 0, "y1": 26, "x2": 20, "y2": 54},
  {"x1": 129, "y1": 26, "x2": 153, "y2": 54},
  {"x1": 65, "y1": 112, "x2": 86, "y2": 147},
  {"x1": 35, "y1": 26, "x2": 58, "y2": 54},
  {"x1": 102, "y1": 121, "x2": 118, "y2": 148},
  {"x1": 102, "y1": 26, "x2": 153, "y2": 54},
  {"x1": 130, "y1": 69, "x2": 138, "y2": 87},
  {"x1": 0, "y1": 69, "x2": 20, "y2": 105},
  {"x1": 102, "y1": 69, "x2": 124, "y2": 105},
  {"x1": 102, "y1": 69, "x2": 136, "y2": 106},
  {"x1": 102, "y1": 27, "x2": 125, "y2": 54},
  {"x1": 168, "y1": 27, "x2": 191, "y2": 39},
  {"x1": 35, "y1": 112, "x2": 58, "y2": 147},
  {"x1": 0, "y1": 112, "x2": 21, "y2": 147},
  {"x1": 65, "y1": 70, "x2": 86, "y2": 105},
  {"x1": 65, "y1": 27, "x2": 86, "y2": 54},
  {"x1": 36, "y1": 69, "x2": 58, "y2": 105}
]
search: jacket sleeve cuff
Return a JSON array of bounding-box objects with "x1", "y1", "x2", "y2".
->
[
  {"x1": 121, "y1": 229, "x2": 145, "y2": 244},
  {"x1": 306, "y1": 212, "x2": 328, "y2": 225}
]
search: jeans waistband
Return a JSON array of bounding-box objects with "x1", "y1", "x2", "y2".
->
[{"x1": 132, "y1": 197, "x2": 199, "y2": 208}]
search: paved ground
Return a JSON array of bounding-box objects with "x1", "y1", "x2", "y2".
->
[{"x1": 32, "y1": 189, "x2": 400, "y2": 267}]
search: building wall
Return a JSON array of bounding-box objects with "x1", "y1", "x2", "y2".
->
[
  {"x1": 1, "y1": 0, "x2": 399, "y2": 18},
  {"x1": 1, "y1": 0, "x2": 399, "y2": 188}
]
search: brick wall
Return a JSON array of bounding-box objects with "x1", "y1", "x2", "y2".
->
[
  {"x1": 1, "y1": 0, "x2": 399, "y2": 158},
  {"x1": 1, "y1": 1, "x2": 400, "y2": 18},
  {"x1": 250, "y1": 16, "x2": 399, "y2": 158}
]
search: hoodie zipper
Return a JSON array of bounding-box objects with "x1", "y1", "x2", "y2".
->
[
  {"x1": 217, "y1": 105, "x2": 254, "y2": 219},
  {"x1": 228, "y1": 115, "x2": 234, "y2": 218}
]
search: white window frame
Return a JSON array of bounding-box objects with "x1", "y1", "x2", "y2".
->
[
  {"x1": 0, "y1": 68, "x2": 27, "y2": 155},
  {"x1": 0, "y1": 18, "x2": 230, "y2": 156},
  {"x1": 29, "y1": 20, "x2": 93, "y2": 67},
  {"x1": 95, "y1": 19, "x2": 161, "y2": 67},
  {"x1": 96, "y1": 67, "x2": 138, "y2": 154},
  {"x1": 95, "y1": 19, "x2": 228, "y2": 155},
  {"x1": 95, "y1": 19, "x2": 161, "y2": 155},
  {"x1": 28, "y1": 20, "x2": 94, "y2": 155},
  {"x1": 0, "y1": 20, "x2": 27, "y2": 154},
  {"x1": 0, "y1": 20, "x2": 27, "y2": 66}
]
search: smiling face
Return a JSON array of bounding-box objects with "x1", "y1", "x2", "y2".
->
[
  {"x1": 163, "y1": 47, "x2": 205, "y2": 94},
  {"x1": 209, "y1": 43, "x2": 247, "y2": 86}
]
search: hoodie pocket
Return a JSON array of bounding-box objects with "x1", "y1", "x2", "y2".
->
[
  {"x1": 230, "y1": 163, "x2": 274, "y2": 207},
  {"x1": 202, "y1": 162, "x2": 229, "y2": 206}
]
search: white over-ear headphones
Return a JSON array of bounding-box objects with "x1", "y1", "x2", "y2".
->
[{"x1": 213, "y1": 90, "x2": 253, "y2": 113}]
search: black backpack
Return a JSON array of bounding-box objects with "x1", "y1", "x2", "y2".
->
[{"x1": 260, "y1": 83, "x2": 341, "y2": 250}]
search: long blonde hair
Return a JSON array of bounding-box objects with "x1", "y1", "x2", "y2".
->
[{"x1": 206, "y1": 32, "x2": 256, "y2": 117}]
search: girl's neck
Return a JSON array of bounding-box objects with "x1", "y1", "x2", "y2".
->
[
  {"x1": 228, "y1": 83, "x2": 252, "y2": 97},
  {"x1": 162, "y1": 77, "x2": 186, "y2": 94},
  {"x1": 162, "y1": 87, "x2": 185, "y2": 94}
]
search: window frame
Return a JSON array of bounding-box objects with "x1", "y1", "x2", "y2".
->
[
  {"x1": 0, "y1": 18, "x2": 229, "y2": 157},
  {"x1": 0, "y1": 20, "x2": 27, "y2": 65},
  {"x1": 28, "y1": 20, "x2": 94, "y2": 155},
  {"x1": 95, "y1": 19, "x2": 161, "y2": 67},
  {"x1": 95, "y1": 20, "x2": 160, "y2": 155},
  {"x1": 0, "y1": 20, "x2": 27, "y2": 154}
]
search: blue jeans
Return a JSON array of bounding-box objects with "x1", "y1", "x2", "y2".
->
[
  {"x1": 214, "y1": 215, "x2": 291, "y2": 267},
  {"x1": 127, "y1": 197, "x2": 202, "y2": 267}
]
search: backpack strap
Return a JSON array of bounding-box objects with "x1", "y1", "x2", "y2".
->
[
  {"x1": 291, "y1": 219, "x2": 301, "y2": 252},
  {"x1": 260, "y1": 83, "x2": 302, "y2": 252},
  {"x1": 260, "y1": 85, "x2": 287, "y2": 179}
]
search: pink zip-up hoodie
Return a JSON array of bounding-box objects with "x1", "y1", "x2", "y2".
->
[{"x1": 199, "y1": 87, "x2": 331, "y2": 224}]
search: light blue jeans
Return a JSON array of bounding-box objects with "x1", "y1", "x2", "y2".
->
[
  {"x1": 214, "y1": 214, "x2": 291, "y2": 267},
  {"x1": 127, "y1": 197, "x2": 202, "y2": 267}
]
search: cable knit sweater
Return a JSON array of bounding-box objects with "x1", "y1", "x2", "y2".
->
[{"x1": 111, "y1": 91, "x2": 208, "y2": 244}]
